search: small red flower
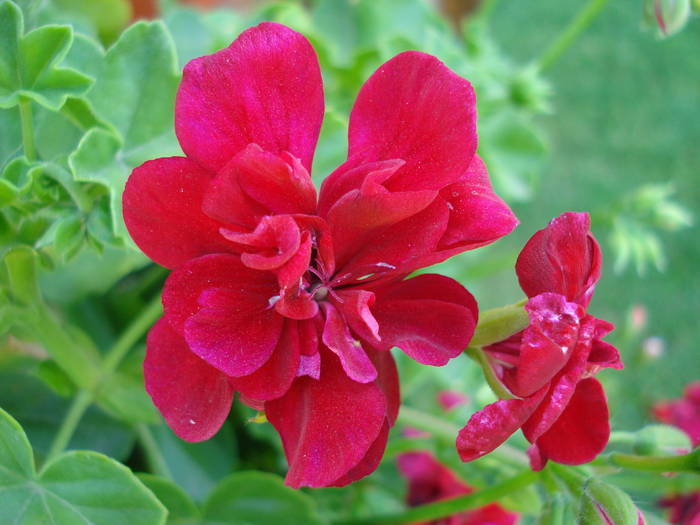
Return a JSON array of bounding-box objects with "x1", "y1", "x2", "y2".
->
[
  {"x1": 123, "y1": 23, "x2": 517, "y2": 487},
  {"x1": 653, "y1": 381, "x2": 700, "y2": 447},
  {"x1": 659, "y1": 491, "x2": 700, "y2": 525},
  {"x1": 397, "y1": 451, "x2": 519, "y2": 525},
  {"x1": 457, "y1": 212, "x2": 621, "y2": 469}
]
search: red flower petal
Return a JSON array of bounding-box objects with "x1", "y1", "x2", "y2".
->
[
  {"x1": 504, "y1": 293, "x2": 584, "y2": 398},
  {"x1": 533, "y1": 377, "x2": 610, "y2": 465},
  {"x1": 438, "y1": 155, "x2": 518, "y2": 251},
  {"x1": 398, "y1": 451, "x2": 471, "y2": 506},
  {"x1": 521, "y1": 315, "x2": 597, "y2": 443},
  {"x1": 229, "y1": 320, "x2": 300, "y2": 401},
  {"x1": 175, "y1": 23, "x2": 324, "y2": 174},
  {"x1": 321, "y1": 302, "x2": 378, "y2": 383},
  {"x1": 162, "y1": 254, "x2": 283, "y2": 376},
  {"x1": 371, "y1": 274, "x2": 478, "y2": 366},
  {"x1": 222, "y1": 214, "x2": 302, "y2": 271},
  {"x1": 331, "y1": 198, "x2": 450, "y2": 283},
  {"x1": 321, "y1": 158, "x2": 438, "y2": 267},
  {"x1": 330, "y1": 420, "x2": 390, "y2": 487},
  {"x1": 144, "y1": 318, "x2": 233, "y2": 442},
  {"x1": 266, "y1": 349, "x2": 387, "y2": 488},
  {"x1": 185, "y1": 287, "x2": 283, "y2": 377},
  {"x1": 456, "y1": 387, "x2": 547, "y2": 462},
  {"x1": 516, "y1": 212, "x2": 602, "y2": 306},
  {"x1": 348, "y1": 51, "x2": 477, "y2": 192},
  {"x1": 369, "y1": 348, "x2": 400, "y2": 424},
  {"x1": 203, "y1": 144, "x2": 316, "y2": 228},
  {"x1": 335, "y1": 289, "x2": 380, "y2": 345},
  {"x1": 123, "y1": 157, "x2": 236, "y2": 269}
]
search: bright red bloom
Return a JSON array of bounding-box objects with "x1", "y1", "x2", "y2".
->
[
  {"x1": 123, "y1": 23, "x2": 517, "y2": 487},
  {"x1": 397, "y1": 451, "x2": 518, "y2": 525},
  {"x1": 653, "y1": 382, "x2": 700, "y2": 447},
  {"x1": 457, "y1": 212, "x2": 622, "y2": 469},
  {"x1": 660, "y1": 491, "x2": 700, "y2": 525}
]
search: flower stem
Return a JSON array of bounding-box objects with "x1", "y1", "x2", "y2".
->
[
  {"x1": 604, "y1": 450, "x2": 700, "y2": 473},
  {"x1": 19, "y1": 97, "x2": 36, "y2": 162},
  {"x1": 535, "y1": 0, "x2": 610, "y2": 72},
  {"x1": 136, "y1": 424, "x2": 173, "y2": 480},
  {"x1": 42, "y1": 294, "x2": 163, "y2": 468},
  {"x1": 333, "y1": 469, "x2": 538, "y2": 525},
  {"x1": 42, "y1": 388, "x2": 92, "y2": 468}
]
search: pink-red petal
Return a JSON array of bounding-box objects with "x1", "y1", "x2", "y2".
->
[
  {"x1": 516, "y1": 212, "x2": 602, "y2": 307},
  {"x1": 123, "y1": 157, "x2": 236, "y2": 269},
  {"x1": 456, "y1": 387, "x2": 548, "y2": 462},
  {"x1": 266, "y1": 349, "x2": 387, "y2": 488},
  {"x1": 504, "y1": 293, "x2": 584, "y2": 398},
  {"x1": 321, "y1": 302, "x2": 378, "y2": 383},
  {"x1": 228, "y1": 320, "x2": 300, "y2": 401},
  {"x1": 371, "y1": 274, "x2": 478, "y2": 366},
  {"x1": 438, "y1": 156, "x2": 518, "y2": 251},
  {"x1": 175, "y1": 23, "x2": 324, "y2": 173},
  {"x1": 144, "y1": 318, "x2": 233, "y2": 442},
  {"x1": 348, "y1": 51, "x2": 477, "y2": 192},
  {"x1": 533, "y1": 377, "x2": 610, "y2": 465}
]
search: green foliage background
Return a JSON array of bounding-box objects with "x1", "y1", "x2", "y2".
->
[{"x1": 0, "y1": 0, "x2": 698, "y2": 523}]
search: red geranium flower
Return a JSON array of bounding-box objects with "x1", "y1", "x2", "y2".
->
[
  {"x1": 397, "y1": 451, "x2": 519, "y2": 525},
  {"x1": 457, "y1": 212, "x2": 622, "y2": 469},
  {"x1": 122, "y1": 23, "x2": 517, "y2": 487},
  {"x1": 653, "y1": 381, "x2": 700, "y2": 447}
]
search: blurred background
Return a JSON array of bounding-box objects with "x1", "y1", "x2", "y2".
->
[{"x1": 2, "y1": 0, "x2": 698, "y2": 523}]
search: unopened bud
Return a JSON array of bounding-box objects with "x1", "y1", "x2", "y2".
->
[
  {"x1": 578, "y1": 478, "x2": 642, "y2": 525},
  {"x1": 645, "y1": 0, "x2": 691, "y2": 37},
  {"x1": 633, "y1": 424, "x2": 692, "y2": 456}
]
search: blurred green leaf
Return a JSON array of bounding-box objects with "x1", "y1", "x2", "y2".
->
[
  {"x1": 202, "y1": 471, "x2": 325, "y2": 525},
  {"x1": 0, "y1": 1, "x2": 92, "y2": 110},
  {"x1": 138, "y1": 473, "x2": 200, "y2": 525},
  {"x1": 0, "y1": 406, "x2": 164, "y2": 524},
  {"x1": 153, "y1": 422, "x2": 239, "y2": 503}
]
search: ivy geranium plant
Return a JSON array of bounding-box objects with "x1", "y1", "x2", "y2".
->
[{"x1": 0, "y1": 0, "x2": 697, "y2": 524}]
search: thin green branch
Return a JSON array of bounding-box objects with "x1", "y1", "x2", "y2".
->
[
  {"x1": 334, "y1": 470, "x2": 538, "y2": 525},
  {"x1": 136, "y1": 424, "x2": 173, "y2": 481},
  {"x1": 19, "y1": 97, "x2": 36, "y2": 162},
  {"x1": 42, "y1": 294, "x2": 163, "y2": 469},
  {"x1": 42, "y1": 389, "x2": 92, "y2": 468},
  {"x1": 536, "y1": 0, "x2": 611, "y2": 72},
  {"x1": 603, "y1": 450, "x2": 699, "y2": 473}
]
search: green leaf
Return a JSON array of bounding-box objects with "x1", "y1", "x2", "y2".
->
[
  {"x1": 202, "y1": 471, "x2": 325, "y2": 525},
  {"x1": 0, "y1": 106, "x2": 21, "y2": 168},
  {"x1": 96, "y1": 367, "x2": 159, "y2": 425},
  {"x1": 3, "y1": 245, "x2": 41, "y2": 306},
  {"x1": 69, "y1": 127, "x2": 127, "y2": 236},
  {"x1": 0, "y1": 371, "x2": 135, "y2": 461},
  {"x1": 87, "y1": 20, "x2": 180, "y2": 165},
  {"x1": 0, "y1": 2, "x2": 92, "y2": 110},
  {"x1": 153, "y1": 423, "x2": 238, "y2": 503},
  {"x1": 138, "y1": 474, "x2": 200, "y2": 524},
  {"x1": 0, "y1": 406, "x2": 166, "y2": 524}
]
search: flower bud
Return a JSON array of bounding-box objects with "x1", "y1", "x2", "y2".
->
[
  {"x1": 470, "y1": 301, "x2": 528, "y2": 347},
  {"x1": 645, "y1": 0, "x2": 691, "y2": 37},
  {"x1": 633, "y1": 424, "x2": 693, "y2": 456},
  {"x1": 578, "y1": 478, "x2": 642, "y2": 525}
]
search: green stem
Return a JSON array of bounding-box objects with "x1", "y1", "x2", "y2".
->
[
  {"x1": 465, "y1": 347, "x2": 517, "y2": 400},
  {"x1": 535, "y1": 0, "x2": 610, "y2": 72},
  {"x1": 42, "y1": 295, "x2": 163, "y2": 468},
  {"x1": 19, "y1": 97, "x2": 36, "y2": 162},
  {"x1": 42, "y1": 389, "x2": 92, "y2": 468},
  {"x1": 396, "y1": 405, "x2": 527, "y2": 466},
  {"x1": 136, "y1": 424, "x2": 173, "y2": 480},
  {"x1": 334, "y1": 470, "x2": 538, "y2": 525},
  {"x1": 604, "y1": 450, "x2": 699, "y2": 473}
]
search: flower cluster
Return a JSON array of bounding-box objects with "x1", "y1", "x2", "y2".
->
[
  {"x1": 653, "y1": 381, "x2": 700, "y2": 448},
  {"x1": 123, "y1": 22, "x2": 517, "y2": 487},
  {"x1": 457, "y1": 213, "x2": 622, "y2": 469}
]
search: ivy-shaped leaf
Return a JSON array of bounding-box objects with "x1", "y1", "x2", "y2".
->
[
  {"x1": 0, "y1": 407, "x2": 166, "y2": 524},
  {"x1": 0, "y1": 1, "x2": 92, "y2": 110},
  {"x1": 202, "y1": 471, "x2": 326, "y2": 525}
]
